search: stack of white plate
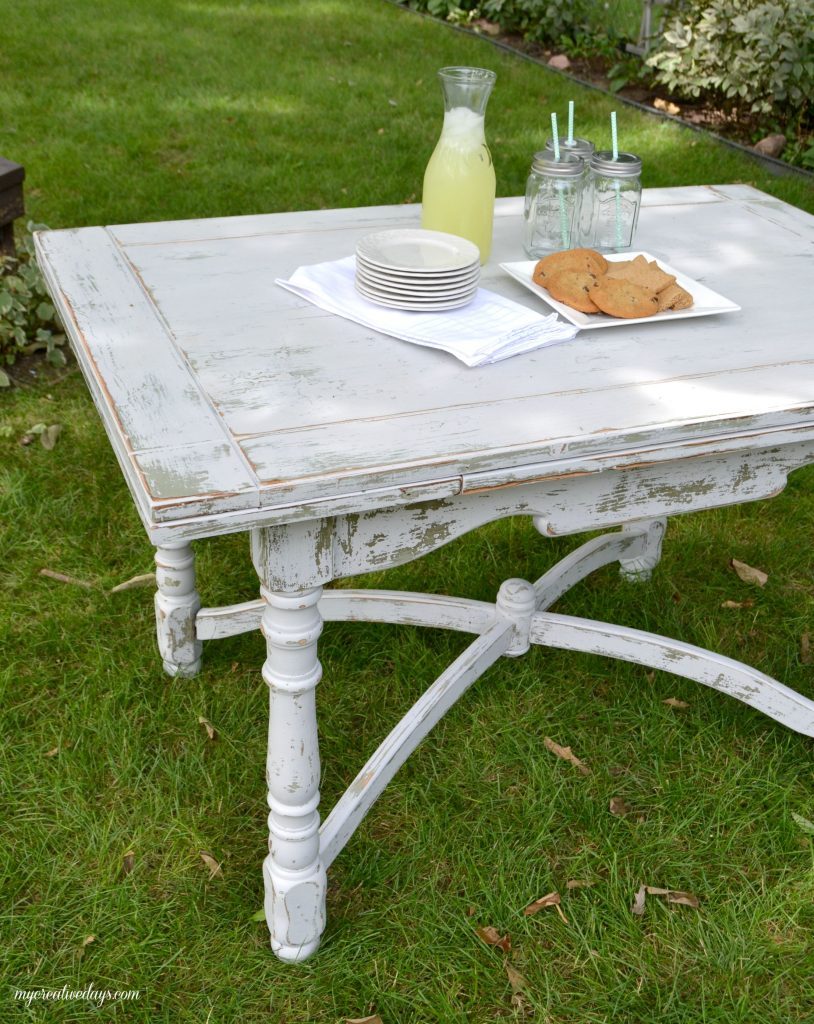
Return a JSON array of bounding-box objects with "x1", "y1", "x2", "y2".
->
[{"x1": 355, "y1": 228, "x2": 480, "y2": 311}]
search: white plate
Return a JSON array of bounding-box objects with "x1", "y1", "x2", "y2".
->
[
  {"x1": 356, "y1": 268, "x2": 479, "y2": 299},
  {"x1": 356, "y1": 255, "x2": 480, "y2": 288},
  {"x1": 354, "y1": 279, "x2": 477, "y2": 311},
  {"x1": 356, "y1": 228, "x2": 480, "y2": 274},
  {"x1": 499, "y1": 252, "x2": 741, "y2": 330}
]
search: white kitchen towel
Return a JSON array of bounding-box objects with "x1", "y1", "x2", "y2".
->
[{"x1": 275, "y1": 256, "x2": 577, "y2": 367}]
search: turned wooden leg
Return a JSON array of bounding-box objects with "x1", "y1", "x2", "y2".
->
[
  {"x1": 618, "y1": 518, "x2": 667, "y2": 582},
  {"x1": 259, "y1": 584, "x2": 327, "y2": 962},
  {"x1": 154, "y1": 542, "x2": 202, "y2": 677}
]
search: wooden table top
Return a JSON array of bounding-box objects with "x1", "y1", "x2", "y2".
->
[{"x1": 35, "y1": 185, "x2": 814, "y2": 541}]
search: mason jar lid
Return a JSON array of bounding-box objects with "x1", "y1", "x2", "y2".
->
[
  {"x1": 589, "y1": 150, "x2": 642, "y2": 177},
  {"x1": 530, "y1": 151, "x2": 584, "y2": 177},
  {"x1": 544, "y1": 136, "x2": 595, "y2": 159}
]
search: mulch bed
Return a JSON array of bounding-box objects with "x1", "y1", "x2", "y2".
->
[{"x1": 476, "y1": 26, "x2": 809, "y2": 168}]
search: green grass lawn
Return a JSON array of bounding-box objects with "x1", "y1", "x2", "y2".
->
[{"x1": 2, "y1": 1, "x2": 814, "y2": 1021}]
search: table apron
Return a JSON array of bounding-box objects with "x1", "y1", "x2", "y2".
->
[{"x1": 247, "y1": 438, "x2": 814, "y2": 591}]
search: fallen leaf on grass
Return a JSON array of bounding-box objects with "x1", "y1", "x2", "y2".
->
[
  {"x1": 346, "y1": 1015, "x2": 383, "y2": 1024},
  {"x1": 44, "y1": 746, "x2": 61, "y2": 757},
  {"x1": 505, "y1": 962, "x2": 531, "y2": 1014},
  {"x1": 198, "y1": 716, "x2": 217, "y2": 741},
  {"x1": 505, "y1": 962, "x2": 528, "y2": 993},
  {"x1": 792, "y1": 812, "x2": 814, "y2": 836},
  {"x1": 609, "y1": 797, "x2": 633, "y2": 816},
  {"x1": 632, "y1": 885, "x2": 647, "y2": 916},
  {"x1": 199, "y1": 850, "x2": 223, "y2": 879},
  {"x1": 565, "y1": 879, "x2": 595, "y2": 889},
  {"x1": 544, "y1": 736, "x2": 590, "y2": 775},
  {"x1": 721, "y1": 599, "x2": 754, "y2": 609},
  {"x1": 250, "y1": 908, "x2": 266, "y2": 922},
  {"x1": 663, "y1": 697, "x2": 689, "y2": 709},
  {"x1": 81, "y1": 934, "x2": 96, "y2": 947},
  {"x1": 730, "y1": 558, "x2": 768, "y2": 587},
  {"x1": 667, "y1": 891, "x2": 701, "y2": 908},
  {"x1": 475, "y1": 925, "x2": 511, "y2": 952},
  {"x1": 40, "y1": 424, "x2": 62, "y2": 450},
  {"x1": 110, "y1": 572, "x2": 156, "y2": 593},
  {"x1": 39, "y1": 568, "x2": 94, "y2": 589},
  {"x1": 523, "y1": 891, "x2": 568, "y2": 923},
  {"x1": 121, "y1": 851, "x2": 136, "y2": 877},
  {"x1": 802, "y1": 633, "x2": 811, "y2": 665},
  {"x1": 632, "y1": 884, "x2": 700, "y2": 915},
  {"x1": 20, "y1": 422, "x2": 46, "y2": 446}
]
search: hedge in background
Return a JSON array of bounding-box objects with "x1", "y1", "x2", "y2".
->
[
  {"x1": 0, "y1": 225, "x2": 65, "y2": 384},
  {"x1": 647, "y1": 1, "x2": 813, "y2": 128},
  {"x1": 401, "y1": 0, "x2": 597, "y2": 48}
]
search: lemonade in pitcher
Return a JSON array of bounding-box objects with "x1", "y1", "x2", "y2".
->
[{"x1": 421, "y1": 67, "x2": 496, "y2": 265}]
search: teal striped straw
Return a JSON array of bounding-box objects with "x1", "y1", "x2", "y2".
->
[
  {"x1": 551, "y1": 112, "x2": 569, "y2": 248},
  {"x1": 610, "y1": 110, "x2": 623, "y2": 248}
]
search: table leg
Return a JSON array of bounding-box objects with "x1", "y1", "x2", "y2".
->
[
  {"x1": 618, "y1": 517, "x2": 667, "y2": 581},
  {"x1": 154, "y1": 542, "x2": 202, "y2": 677},
  {"x1": 259, "y1": 583, "x2": 327, "y2": 962}
]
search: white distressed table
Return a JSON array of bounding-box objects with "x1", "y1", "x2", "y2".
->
[{"x1": 35, "y1": 185, "x2": 814, "y2": 961}]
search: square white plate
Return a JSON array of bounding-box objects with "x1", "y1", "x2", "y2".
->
[{"x1": 499, "y1": 251, "x2": 741, "y2": 330}]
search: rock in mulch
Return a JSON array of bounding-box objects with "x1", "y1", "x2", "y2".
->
[
  {"x1": 473, "y1": 18, "x2": 500, "y2": 36},
  {"x1": 548, "y1": 54, "x2": 571, "y2": 71},
  {"x1": 753, "y1": 133, "x2": 786, "y2": 158}
]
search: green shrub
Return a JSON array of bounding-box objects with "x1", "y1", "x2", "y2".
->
[
  {"x1": 479, "y1": 0, "x2": 594, "y2": 45},
  {"x1": 0, "y1": 222, "x2": 65, "y2": 384},
  {"x1": 401, "y1": 0, "x2": 596, "y2": 47},
  {"x1": 647, "y1": 0, "x2": 814, "y2": 125}
]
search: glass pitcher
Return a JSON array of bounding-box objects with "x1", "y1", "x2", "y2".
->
[{"x1": 421, "y1": 66, "x2": 496, "y2": 265}]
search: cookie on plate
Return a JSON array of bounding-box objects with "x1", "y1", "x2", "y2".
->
[
  {"x1": 532, "y1": 248, "x2": 608, "y2": 286},
  {"x1": 607, "y1": 255, "x2": 676, "y2": 293},
  {"x1": 591, "y1": 277, "x2": 659, "y2": 319},
  {"x1": 657, "y1": 282, "x2": 693, "y2": 311},
  {"x1": 544, "y1": 269, "x2": 601, "y2": 313},
  {"x1": 602, "y1": 259, "x2": 636, "y2": 279}
]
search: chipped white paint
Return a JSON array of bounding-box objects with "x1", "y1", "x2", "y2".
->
[
  {"x1": 252, "y1": 532, "x2": 326, "y2": 963},
  {"x1": 154, "y1": 543, "x2": 202, "y2": 677},
  {"x1": 528, "y1": 612, "x2": 814, "y2": 735},
  {"x1": 532, "y1": 521, "x2": 658, "y2": 608},
  {"x1": 32, "y1": 187, "x2": 814, "y2": 962},
  {"x1": 196, "y1": 589, "x2": 497, "y2": 641},
  {"x1": 34, "y1": 185, "x2": 814, "y2": 541},
  {"x1": 618, "y1": 518, "x2": 667, "y2": 581}
]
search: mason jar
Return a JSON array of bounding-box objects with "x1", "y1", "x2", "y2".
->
[
  {"x1": 523, "y1": 151, "x2": 585, "y2": 258},
  {"x1": 579, "y1": 150, "x2": 642, "y2": 251},
  {"x1": 544, "y1": 136, "x2": 595, "y2": 168}
]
